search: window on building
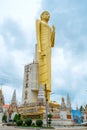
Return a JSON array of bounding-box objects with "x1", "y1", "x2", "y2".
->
[{"x1": 25, "y1": 83, "x2": 28, "y2": 88}]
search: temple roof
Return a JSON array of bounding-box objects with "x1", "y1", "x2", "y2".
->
[{"x1": 3, "y1": 104, "x2": 10, "y2": 109}]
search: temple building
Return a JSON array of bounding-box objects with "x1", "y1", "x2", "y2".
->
[
  {"x1": 10, "y1": 89, "x2": 18, "y2": 113},
  {"x1": 67, "y1": 93, "x2": 72, "y2": 111},
  {"x1": 22, "y1": 44, "x2": 38, "y2": 104},
  {"x1": 60, "y1": 94, "x2": 72, "y2": 120},
  {"x1": 2, "y1": 90, "x2": 18, "y2": 122},
  {"x1": 60, "y1": 97, "x2": 67, "y2": 120},
  {"x1": 81, "y1": 105, "x2": 87, "y2": 122}
]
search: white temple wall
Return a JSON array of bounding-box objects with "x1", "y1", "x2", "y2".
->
[
  {"x1": 60, "y1": 111, "x2": 67, "y2": 120},
  {"x1": 22, "y1": 62, "x2": 38, "y2": 104}
]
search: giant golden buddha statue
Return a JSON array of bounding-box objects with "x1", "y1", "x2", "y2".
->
[{"x1": 36, "y1": 11, "x2": 55, "y2": 101}]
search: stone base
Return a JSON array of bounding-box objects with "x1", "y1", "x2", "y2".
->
[
  {"x1": 43, "y1": 119, "x2": 73, "y2": 126},
  {"x1": 51, "y1": 119, "x2": 73, "y2": 126}
]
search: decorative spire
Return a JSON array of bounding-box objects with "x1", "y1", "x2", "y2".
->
[
  {"x1": 61, "y1": 97, "x2": 66, "y2": 110},
  {"x1": 0, "y1": 88, "x2": 4, "y2": 105},
  {"x1": 38, "y1": 84, "x2": 44, "y2": 99},
  {"x1": 11, "y1": 89, "x2": 17, "y2": 104},
  {"x1": 67, "y1": 93, "x2": 71, "y2": 110},
  {"x1": 37, "y1": 84, "x2": 45, "y2": 105}
]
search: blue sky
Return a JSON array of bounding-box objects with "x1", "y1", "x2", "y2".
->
[{"x1": 0, "y1": 0, "x2": 87, "y2": 108}]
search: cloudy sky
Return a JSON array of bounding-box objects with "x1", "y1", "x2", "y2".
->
[{"x1": 0, "y1": 0, "x2": 87, "y2": 108}]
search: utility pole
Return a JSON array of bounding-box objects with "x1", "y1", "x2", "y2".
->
[{"x1": 45, "y1": 84, "x2": 48, "y2": 127}]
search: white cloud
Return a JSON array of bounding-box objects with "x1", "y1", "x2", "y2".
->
[
  {"x1": 0, "y1": 35, "x2": 8, "y2": 65},
  {"x1": 52, "y1": 48, "x2": 67, "y2": 70},
  {"x1": 0, "y1": 35, "x2": 6, "y2": 51},
  {"x1": 6, "y1": 32, "x2": 16, "y2": 44},
  {"x1": 72, "y1": 60, "x2": 87, "y2": 77},
  {"x1": 11, "y1": 49, "x2": 33, "y2": 78},
  {"x1": 0, "y1": 0, "x2": 43, "y2": 104},
  {"x1": 51, "y1": 45, "x2": 87, "y2": 107},
  {"x1": 0, "y1": 0, "x2": 42, "y2": 31},
  {"x1": 52, "y1": 47, "x2": 72, "y2": 88},
  {"x1": 52, "y1": 46, "x2": 87, "y2": 81},
  {"x1": 0, "y1": 0, "x2": 43, "y2": 46},
  {"x1": 54, "y1": 78, "x2": 65, "y2": 87},
  {"x1": 0, "y1": 1, "x2": 42, "y2": 71}
]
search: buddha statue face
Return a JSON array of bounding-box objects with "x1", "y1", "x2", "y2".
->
[{"x1": 40, "y1": 11, "x2": 50, "y2": 22}]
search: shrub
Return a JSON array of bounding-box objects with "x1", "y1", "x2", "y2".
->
[
  {"x1": 48, "y1": 118, "x2": 51, "y2": 125},
  {"x1": 48, "y1": 114, "x2": 52, "y2": 126},
  {"x1": 16, "y1": 119, "x2": 23, "y2": 126},
  {"x1": 9, "y1": 119, "x2": 13, "y2": 122},
  {"x1": 48, "y1": 114, "x2": 52, "y2": 118},
  {"x1": 22, "y1": 122, "x2": 26, "y2": 126},
  {"x1": 36, "y1": 119, "x2": 43, "y2": 127},
  {"x1": 25, "y1": 118, "x2": 32, "y2": 126},
  {"x1": 13, "y1": 114, "x2": 21, "y2": 122},
  {"x1": 32, "y1": 122, "x2": 35, "y2": 127},
  {"x1": 2, "y1": 115, "x2": 7, "y2": 122}
]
